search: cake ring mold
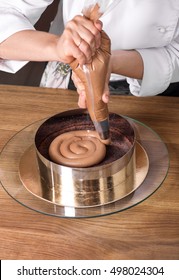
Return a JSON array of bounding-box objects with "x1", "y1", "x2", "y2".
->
[
  {"x1": 32, "y1": 110, "x2": 138, "y2": 208},
  {"x1": 0, "y1": 109, "x2": 169, "y2": 218}
]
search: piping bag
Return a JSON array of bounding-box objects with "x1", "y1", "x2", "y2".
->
[{"x1": 70, "y1": 1, "x2": 111, "y2": 145}]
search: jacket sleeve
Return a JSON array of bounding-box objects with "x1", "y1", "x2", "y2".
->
[
  {"x1": 127, "y1": 20, "x2": 179, "y2": 96},
  {"x1": 0, "y1": 0, "x2": 53, "y2": 73}
]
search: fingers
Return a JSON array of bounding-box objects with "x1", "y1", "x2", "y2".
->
[
  {"x1": 72, "y1": 71, "x2": 85, "y2": 92},
  {"x1": 102, "y1": 91, "x2": 110, "y2": 103},
  {"x1": 70, "y1": 15, "x2": 102, "y2": 49},
  {"x1": 94, "y1": 20, "x2": 103, "y2": 32},
  {"x1": 102, "y1": 57, "x2": 111, "y2": 103},
  {"x1": 76, "y1": 80, "x2": 110, "y2": 108},
  {"x1": 72, "y1": 70, "x2": 110, "y2": 109},
  {"x1": 78, "y1": 92, "x2": 87, "y2": 108},
  {"x1": 72, "y1": 71, "x2": 87, "y2": 108},
  {"x1": 64, "y1": 15, "x2": 102, "y2": 65}
]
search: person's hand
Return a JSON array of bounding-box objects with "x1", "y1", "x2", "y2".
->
[
  {"x1": 57, "y1": 15, "x2": 102, "y2": 66},
  {"x1": 71, "y1": 29, "x2": 112, "y2": 109},
  {"x1": 72, "y1": 70, "x2": 110, "y2": 108}
]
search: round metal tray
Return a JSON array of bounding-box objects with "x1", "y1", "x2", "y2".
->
[{"x1": 0, "y1": 116, "x2": 169, "y2": 218}]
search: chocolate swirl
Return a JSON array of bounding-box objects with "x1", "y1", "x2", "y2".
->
[{"x1": 49, "y1": 130, "x2": 106, "y2": 167}]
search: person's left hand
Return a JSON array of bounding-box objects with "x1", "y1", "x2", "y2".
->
[{"x1": 72, "y1": 69, "x2": 110, "y2": 108}]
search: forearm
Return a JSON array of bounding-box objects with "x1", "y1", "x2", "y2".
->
[
  {"x1": 0, "y1": 15, "x2": 102, "y2": 67},
  {"x1": 0, "y1": 30, "x2": 61, "y2": 62},
  {"x1": 110, "y1": 49, "x2": 144, "y2": 80}
]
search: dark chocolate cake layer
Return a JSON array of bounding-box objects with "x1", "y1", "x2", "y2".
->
[{"x1": 35, "y1": 110, "x2": 135, "y2": 167}]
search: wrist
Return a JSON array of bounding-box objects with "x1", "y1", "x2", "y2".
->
[{"x1": 110, "y1": 50, "x2": 143, "y2": 79}]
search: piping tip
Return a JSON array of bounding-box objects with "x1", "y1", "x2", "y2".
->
[{"x1": 93, "y1": 118, "x2": 111, "y2": 145}]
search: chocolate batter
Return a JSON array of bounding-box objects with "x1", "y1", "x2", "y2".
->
[
  {"x1": 49, "y1": 130, "x2": 106, "y2": 167},
  {"x1": 35, "y1": 111, "x2": 135, "y2": 168}
]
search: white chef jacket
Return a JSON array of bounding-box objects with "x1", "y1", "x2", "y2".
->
[
  {"x1": 62, "y1": 0, "x2": 179, "y2": 96},
  {"x1": 0, "y1": 0, "x2": 53, "y2": 72},
  {"x1": 0, "y1": 0, "x2": 179, "y2": 97}
]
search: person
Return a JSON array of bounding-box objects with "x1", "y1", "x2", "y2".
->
[
  {"x1": 0, "y1": 0, "x2": 102, "y2": 75},
  {"x1": 41, "y1": 0, "x2": 179, "y2": 107},
  {"x1": 1, "y1": 1, "x2": 179, "y2": 104}
]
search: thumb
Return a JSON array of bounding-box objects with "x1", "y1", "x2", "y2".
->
[
  {"x1": 102, "y1": 82, "x2": 110, "y2": 103},
  {"x1": 94, "y1": 20, "x2": 103, "y2": 31}
]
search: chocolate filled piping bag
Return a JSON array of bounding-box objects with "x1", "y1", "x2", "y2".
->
[{"x1": 70, "y1": 4, "x2": 111, "y2": 144}]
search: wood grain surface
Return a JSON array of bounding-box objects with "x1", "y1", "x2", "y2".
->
[{"x1": 0, "y1": 84, "x2": 178, "y2": 260}]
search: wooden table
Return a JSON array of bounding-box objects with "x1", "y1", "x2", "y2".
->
[{"x1": 0, "y1": 84, "x2": 178, "y2": 260}]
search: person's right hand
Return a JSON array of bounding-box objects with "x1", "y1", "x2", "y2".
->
[{"x1": 57, "y1": 15, "x2": 102, "y2": 66}]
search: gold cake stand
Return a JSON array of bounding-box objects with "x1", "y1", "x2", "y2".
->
[{"x1": 0, "y1": 117, "x2": 169, "y2": 218}]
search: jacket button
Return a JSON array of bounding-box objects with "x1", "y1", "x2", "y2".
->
[{"x1": 159, "y1": 27, "x2": 166, "y2": 33}]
